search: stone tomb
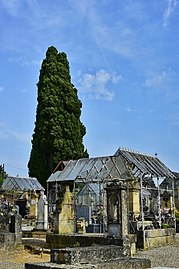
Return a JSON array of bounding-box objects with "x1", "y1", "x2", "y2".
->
[
  {"x1": 25, "y1": 182, "x2": 150, "y2": 269},
  {"x1": 25, "y1": 245, "x2": 151, "y2": 269},
  {"x1": 0, "y1": 211, "x2": 22, "y2": 249}
]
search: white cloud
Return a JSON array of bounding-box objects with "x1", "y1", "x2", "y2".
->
[
  {"x1": 0, "y1": 128, "x2": 31, "y2": 143},
  {"x1": 8, "y1": 130, "x2": 31, "y2": 142},
  {"x1": 9, "y1": 56, "x2": 41, "y2": 67},
  {"x1": 77, "y1": 69, "x2": 122, "y2": 101},
  {"x1": 125, "y1": 107, "x2": 136, "y2": 113},
  {"x1": 145, "y1": 71, "x2": 168, "y2": 88},
  {"x1": 0, "y1": 130, "x2": 8, "y2": 140},
  {"x1": 163, "y1": 0, "x2": 177, "y2": 27},
  {"x1": 144, "y1": 68, "x2": 178, "y2": 97},
  {"x1": 0, "y1": 0, "x2": 41, "y2": 17},
  {"x1": 20, "y1": 88, "x2": 28, "y2": 93},
  {"x1": 0, "y1": 0, "x2": 22, "y2": 16},
  {"x1": 173, "y1": 118, "x2": 179, "y2": 126},
  {"x1": 0, "y1": 86, "x2": 4, "y2": 92}
]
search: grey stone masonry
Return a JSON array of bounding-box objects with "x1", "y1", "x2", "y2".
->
[
  {"x1": 25, "y1": 257, "x2": 151, "y2": 269},
  {"x1": 51, "y1": 245, "x2": 124, "y2": 264},
  {"x1": 0, "y1": 212, "x2": 22, "y2": 248}
]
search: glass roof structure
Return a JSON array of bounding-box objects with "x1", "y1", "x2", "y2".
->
[
  {"x1": 115, "y1": 148, "x2": 175, "y2": 179},
  {"x1": 1, "y1": 176, "x2": 44, "y2": 191},
  {"x1": 47, "y1": 148, "x2": 175, "y2": 185},
  {"x1": 47, "y1": 155, "x2": 131, "y2": 183}
]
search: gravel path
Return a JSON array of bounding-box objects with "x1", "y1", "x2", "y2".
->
[
  {"x1": 135, "y1": 233, "x2": 179, "y2": 268},
  {"x1": 0, "y1": 234, "x2": 179, "y2": 269},
  {"x1": 0, "y1": 261, "x2": 24, "y2": 269},
  {"x1": 0, "y1": 248, "x2": 50, "y2": 269}
]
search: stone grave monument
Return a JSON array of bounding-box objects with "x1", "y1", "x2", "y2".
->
[
  {"x1": 36, "y1": 191, "x2": 48, "y2": 230},
  {"x1": 0, "y1": 203, "x2": 22, "y2": 249},
  {"x1": 25, "y1": 182, "x2": 151, "y2": 269}
]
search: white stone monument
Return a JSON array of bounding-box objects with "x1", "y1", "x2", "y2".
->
[{"x1": 36, "y1": 191, "x2": 48, "y2": 230}]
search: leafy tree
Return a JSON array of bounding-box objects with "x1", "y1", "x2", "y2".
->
[
  {"x1": 0, "y1": 164, "x2": 7, "y2": 186},
  {"x1": 28, "y1": 46, "x2": 88, "y2": 187}
]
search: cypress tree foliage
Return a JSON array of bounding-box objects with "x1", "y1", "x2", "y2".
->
[
  {"x1": 0, "y1": 164, "x2": 7, "y2": 186},
  {"x1": 28, "y1": 46, "x2": 88, "y2": 187}
]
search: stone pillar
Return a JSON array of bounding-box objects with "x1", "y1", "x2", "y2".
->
[
  {"x1": 101, "y1": 187, "x2": 108, "y2": 233},
  {"x1": 106, "y1": 180, "x2": 128, "y2": 238},
  {"x1": 121, "y1": 187, "x2": 128, "y2": 236},
  {"x1": 44, "y1": 197, "x2": 48, "y2": 230},
  {"x1": 128, "y1": 181, "x2": 140, "y2": 219},
  {"x1": 29, "y1": 191, "x2": 38, "y2": 219},
  {"x1": 57, "y1": 184, "x2": 75, "y2": 234}
]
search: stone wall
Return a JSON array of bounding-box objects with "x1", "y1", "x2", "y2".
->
[{"x1": 137, "y1": 228, "x2": 176, "y2": 249}]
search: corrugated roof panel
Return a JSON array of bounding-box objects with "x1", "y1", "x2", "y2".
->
[
  {"x1": 144, "y1": 158, "x2": 163, "y2": 177},
  {"x1": 84, "y1": 157, "x2": 125, "y2": 181},
  {"x1": 115, "y1": 148, "x2": 175, "y2": 179},
  {"x1": 47, "y1": 156, "x2": 130, "y2": 183},
  {"x1": 28, "y1": 178, "x2": 41, "y2": 190},
  {"x1": 5, "y1": 178, "x2": 19, "y2": 190},
  {"x1": 109, "y1": 165, "x2": 122, "y2": 179},
  {"x1": 97, "y1": 167, "x2": 110, "y2": 181},
  {"x1": 17, "y1": 178, "x2": 28, "y2": 190},
  {"x1": 47, "y1": 171, "x2": 62, "y2": 182},
  {"x1": 94, "y1": 159, "x2": 104, "y2": 172},
  {"x1": 89, "y1": 183, "x2": 100, "y2": 194},
  {"x1": 114, "y1": 156, "x2": 130, "y2": 179},
  {"x1": 58, "y1": 160, "x2": 78, "y2": 181},
  {"x1": 2, "y1": 176, "x2": 44, "y2": 191},
  {"x1": 103, "y1": 157, "x2": 114, "y2": 172},
  {"x1": 78, "y1": 158, "x2": 97, "y2": 179},
  {"x1": 66, "y1": 159, "x2": 88, "y2": 181},
  {"x1": 86, "y1": 165, "x2": 99, "y2": 180},
  {"x1": 126, "y1": 151, "x2": 147, "y2": 173},
  {"x1": 85, "y1": 158, "x2": 109, "y2": 181}
]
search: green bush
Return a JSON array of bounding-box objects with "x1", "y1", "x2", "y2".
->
[{"x1": 161, "y1": 223, "x2": 170, "y2": 229}]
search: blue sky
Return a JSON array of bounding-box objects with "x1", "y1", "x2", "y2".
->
[{"x1": 0, "y1": 0, "x2": 178, "y2": 177}]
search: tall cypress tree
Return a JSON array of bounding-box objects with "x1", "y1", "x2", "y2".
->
[
  {"x1": 0, "y1": 164, "x2": 7, "y2": 186},
  {"x1": 28, "y1": 46, "x2": 88, "y2": 187}
]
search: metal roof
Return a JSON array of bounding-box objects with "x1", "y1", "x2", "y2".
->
[
  {"x1": 1, "y1": 176, "x2": 44, "y2": 191},
  {"x1": 114, "y1": 148, "x2": 175, "y2": 179},
  {"x1": 47, "y1": 155, "x2": 131, "y2": 183}
]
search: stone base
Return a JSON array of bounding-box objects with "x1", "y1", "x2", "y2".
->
[
  {"x1": 51, "y1": 245, "x2": 124, "y2": 264},
  {"x1": 25, "y1": 257, "x2": 151, "y2": 269},
  {"x1": 46, "y1": 233, "x2": 123, "y2": 249},
  {"x1": 137, "y1": 228, "x2": 176, "y2": 249}
]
